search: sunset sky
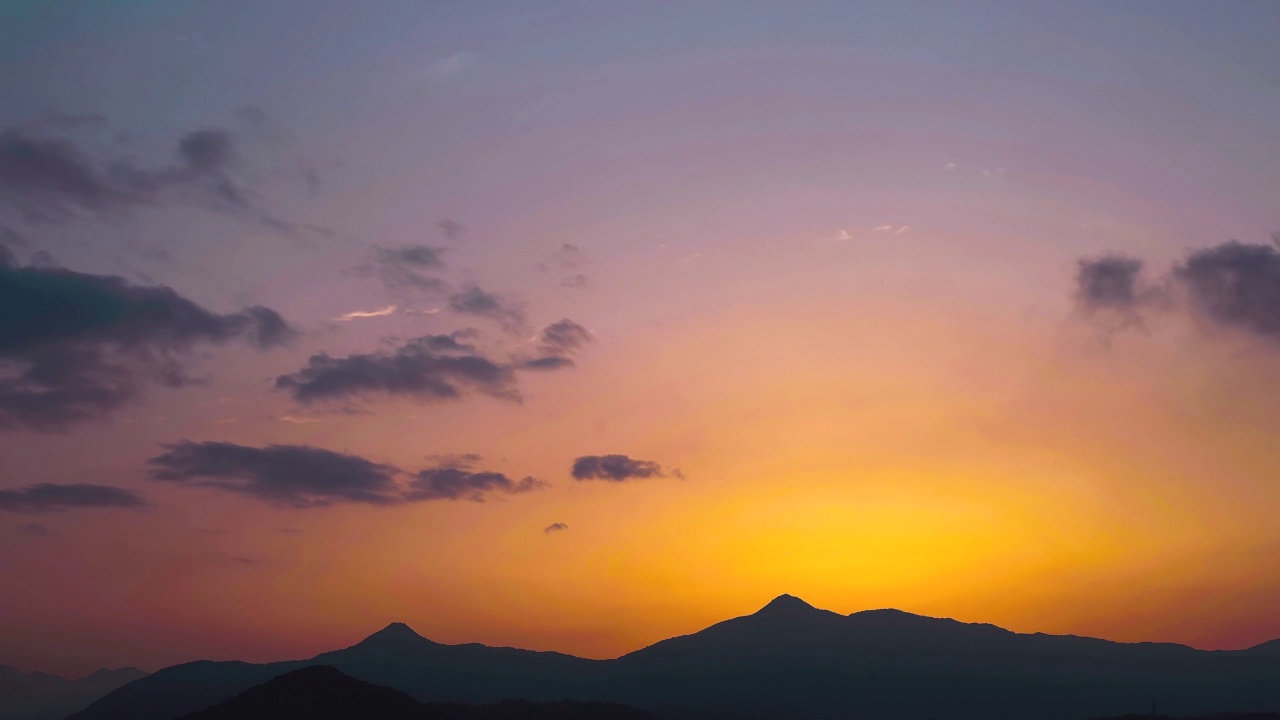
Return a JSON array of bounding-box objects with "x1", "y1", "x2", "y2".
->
[{"x1": 3, "y1": 1, "x2": 1280, "y2": 678}]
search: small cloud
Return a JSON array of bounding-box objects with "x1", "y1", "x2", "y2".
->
[
  {"x1": 438, "y1": 218, "x2": 464, "y2": 240},
  {"x1": 570, "y1": 454, "x2": 682, "y2": 483},
  {"x1": 944, "y1": 162, "x2": 957, "y2": 171},
  {"x1": 837, "y1": 229, "x2": 852, "y2": 241},
  {"x1": 19, "y1": 522, "x2": 52, "y2": 536},
  {"x1": 894, "y1": 225, "x2": 911, "y2": 235},
  {"x1": 424, "y1": 453, "x2": 483, "y2": 469},
  {"x1": 0, "y1": 483, "x2": 149, "y2": 513},
  {"x1": 278, "y1": 415, "x2": 322, "y2": 424},
  {"x1": 543, "y1": 522, "x2": 569, "y2": 534},
  {"x1": 335, "y1": 305, "x2": 398, "y2": 321},
  {"x1": 872, "y1": 225, "x2": 895, "y2": 232}
]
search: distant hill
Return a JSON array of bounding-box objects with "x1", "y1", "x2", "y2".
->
[
  {"x1": 0, "y1": 664, "x2": 146, "y2": 720},
  {"x1": 178, "y1": 665, "x2": 661, "y2": 720},
  {"x1": 67, "y1": 595, "x2": 1280, "y2": 720}
]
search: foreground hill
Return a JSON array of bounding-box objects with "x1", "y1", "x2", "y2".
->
[
  {"x1": 68, "y1": 595, "x2": 1280, "y2": 720},
  {"x1": 0, "y1": 665, "x2": 146, "y2": 720},
  {"x1": 178, "y1": 665, "x2": 660, "y2": 720}
]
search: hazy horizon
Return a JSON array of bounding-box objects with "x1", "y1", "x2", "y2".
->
[{"x1": 3, "y1": 0, "x2": 1280, "y2": 680}]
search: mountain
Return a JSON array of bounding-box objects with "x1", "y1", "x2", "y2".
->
[
  {"x1": 67, "y1": 596, "x2": 1280, "y2": 720},
  {"x1": 0, "y1": 664, "x2": 147, "y2": 720},
  {"x1": 177, "y1": 665, "x2": 660, "y2": 720}
]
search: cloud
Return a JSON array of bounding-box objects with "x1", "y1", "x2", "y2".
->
[
  {"x1": 570, "y1": 454, "x2": 682, "y2": 482},
  {"x1": 1175, "y1": 240, "x2": 1280, "y2": 341},
  {"x1": 894, "y1": 225, "x2": 911, "y2": 235},
  {"x1": 424, "y1": 452, "x2": 483, "y2": 469},
  {"x1": 0, "y1": 483, "x2": 147, "y2": 513},
  {"x1": 148, "y1": 441, "x2": 403, "y2": 508},
  {"x1": 543, "y1": 522, "x2": 569, "y2": 534},
  {"x1": 837, "y1": 230, "x2": 852, "y2": 241},
  {"x1": 560, "y1": 273, "x2": 589, "y2": 288},
  {"x1": 407, "y1": 466, "x2": 544, "y2": 502},
  {"x1": 1074, "y1": 238, "x2": 1280, "y2": 343},
  {"x1": 872, "y1": 225, "x2": 894, "y2": 232},
  {"x1": 426, "y1": 51, "x2": 468, "y2": 82},
  {"x1": 0, "y1": 258, "x2": 295, "y2": 431},
  {"x1": 438, "y1": 219, "x2": 464, "y2": 241},
  {"x1": 872, "y1": 225, "x2": 910, "y2": 234},
  {"x1": 519, "y1": 356, "x2": 575, "y2": 371},
  {"x1": 543, "y1": 243, "x2": 591, "y2": 287},
  {"x1": 350, "y1": 245, "x2": 448, "y2": 295},
  {"x1": 149, "y1": 441, "x2": 545, "y2": 507},
  {"x1": 538, "y1": 319, "x2": 593, "y2": 353},
  {"x1": 335, "y1": 305, "x2": 398, "y2": 321},
  {"x1": 275, "y1": 333, "x2": 518, "y2": 405},
  {"x1": 448, "y1": 286, "x2": 526, "y2": 327},
  {"x1": 19, "y1": 522, "x2": 52, "y2": 536},
  {"x1": 944, "y1": 162, "x2": 957, "y2": 171},
  {"x1": 1076, "y1": 255, "x2": 1145, "y2": 313}
]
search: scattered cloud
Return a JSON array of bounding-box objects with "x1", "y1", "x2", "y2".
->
[
  {"x1": 570, "y1": 454, "x2": 682, "y2": 482},
  {"x1": 837, "y1": 229, "x2": 852, "y2": 241},
  {"x1": 1074, "y1": 237, "x2": 1280, "y2": 343},
  {"x1": 407, "y1": 466, "x2": 544, "y2": 502},
  {"x1": 275, "y1": 333, "x2": 518, "y2": 406},
  {"x1": 872, "y1": 225, "x2": 910, "y2": 234},
  {"x1": 278, "y1": 415, "x2": 321, "y2": 425},
  {"x1": 335, "y1": 305, "x2": 397, "y2": 321},
  {"x1": 895, "y1": 226, "x2": 911, "y2": 235},
  {"x1": 424, "y1": 452, "x2": 483, "y2": 469},
  {"x1": 560, "y1": 273, "x2": 589, "y2": 288},
  {"x1": 350, "y1": 245, "x2": 448, "y2": 295},
  {"x1": 438, "y1": 218, "x2": 464, "y2": 241},
  {"x1": 0, "y1": 258, "x2": 295, "y2": 431},
  {"x1": 149, "y1": 440, "x2": 545, "y2": 507},
  {"x1": 148, "y1": 441, "x2": 403, "y2": 508},
  {"x1": 944, "y1": 162, "x2": 957, "y2": 171},
  {"x1": 448, "y1": 285, "x2": 526, "y2": 328},
  {"x1": 543, "y1": 522, "x2": 569, "y2": 534},
  {"x1": 538, "y1": 319, "x2": 593, "y2": 354},
  {"x1": 0, "y1": 483, "x2": 148, "y2": 513},
  {"x1": 872, "y1": 225, "x2": 894, "y2": 232}
]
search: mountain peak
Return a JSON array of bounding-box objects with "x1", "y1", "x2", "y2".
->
[
  {"x1": 357, "y1": 622, "x2": 431, "y2": 647},
  {"x1": 756, "y1": 594, "x2": 818, "y2": 614}
]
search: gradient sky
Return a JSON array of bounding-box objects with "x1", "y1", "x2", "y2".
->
[{"x1": 3, "y1": 0, "x2": 1280, "y2": 678}]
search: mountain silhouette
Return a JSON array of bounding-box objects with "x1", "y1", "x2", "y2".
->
[
  {"x1": 0, "y1": 664, "x2": 146, "y2": 720},
  {"x1": 177, "y1": 665, "x2": 661, "y2": 720},
  {"x1": 67, "y1": 595, "x2": 1280, "y2": 720}
]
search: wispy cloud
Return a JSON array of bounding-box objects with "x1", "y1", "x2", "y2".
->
[
  {"x1": 544, "y1": 522, "x2": 569, "y2": 534},
  {"x1": 335, "y1": 305, "x2": 397, "y2": 321}
]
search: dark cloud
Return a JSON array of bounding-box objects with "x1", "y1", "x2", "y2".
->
[
  {"x1": 1, "y1": 226, "x2": 27, "y2": 250},
  {"x1": 438, "y1": 218, "x2": 464, "y2": 241},
  {"x1": 543, "y1": 522, "x2": 569, "y2": 534},
  {"x1": 19, "y1": 522, "x2": 52, "y2": 536},
  {"x1": 1175, "y1": 240, "x2": 1280, "y2": 341},
  {"x1": 1076, "y1": 255, "x2": 1144, "y2": 312},
  {"x1": 424, "y1": 452, "x2": 483, "y2": 469},
  {"x1": 149, "y1": 441, "x2": 546, "y2": 507},
  {"x1": 448, "y1": 286, "x2": 526, "y2": 328},
  {"x1": 1075, "y1": 238, "x2": 1280, "y2": 343},
  {"x1": 520, "y1": 356, "x2": 575, "y2": 371},
  {"x1": 570, "y1": 454, "x2": 681, "y2": 482},
  {"x1": 519, "y1": 319, "x2": 594, "y2": 371},
  {"x1": 0, "y1": 259, "x2": 295, "y2": 431},
  {"x1": 148, "y1": 441, "x2": 402, "y2": 508},
  {"x1": 560, "y1": 273, "x2": 590, "y2": 288},
  {"x1": 0, "y1": 129, "x2": 136, "y2": 218},
  {"x1": 0, "y1": 483, "x2": 147, "y2": 513},
  {"x1": 407, "y1": 466, "x2": 544, "y2": 502},
  {"x1": 350, "y1": 245, "x2": 448, "y2": 295},
  {"x1": 0, "y1": 124, "x2": 315, "y2": 231},
  {"x1": 275, "y1": 333, "x2": 517, "y2": 405},
  {"x1": 177, "y1": 129, "x2": 234, "y2": 174},
  {"x1": 539, "y1": 319, "x2": 593, "y2": 353}
]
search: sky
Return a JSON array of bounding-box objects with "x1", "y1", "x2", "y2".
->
[{"x1": 2, "y1": 0, "x2": 1280, "y2": 678}]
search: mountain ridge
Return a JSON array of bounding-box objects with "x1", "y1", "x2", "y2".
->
[{"x1": 63, "y1": 595, "x2": 1280, "y2": 720}]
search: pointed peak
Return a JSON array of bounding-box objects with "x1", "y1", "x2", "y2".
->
[
  {"x1": 757, "y1": 594, "x2": 817, "y2": 614},
  {"x1": 363, "y1": 621, "x2": 426, "y2": 644}
]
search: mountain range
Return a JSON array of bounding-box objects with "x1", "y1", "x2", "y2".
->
[
  {"x1": 0, "y1": 664, "x2": 147, "y2": 720},
  {"x1": 35, "y1": 595, "x2": 1280, "y2": 720}
]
